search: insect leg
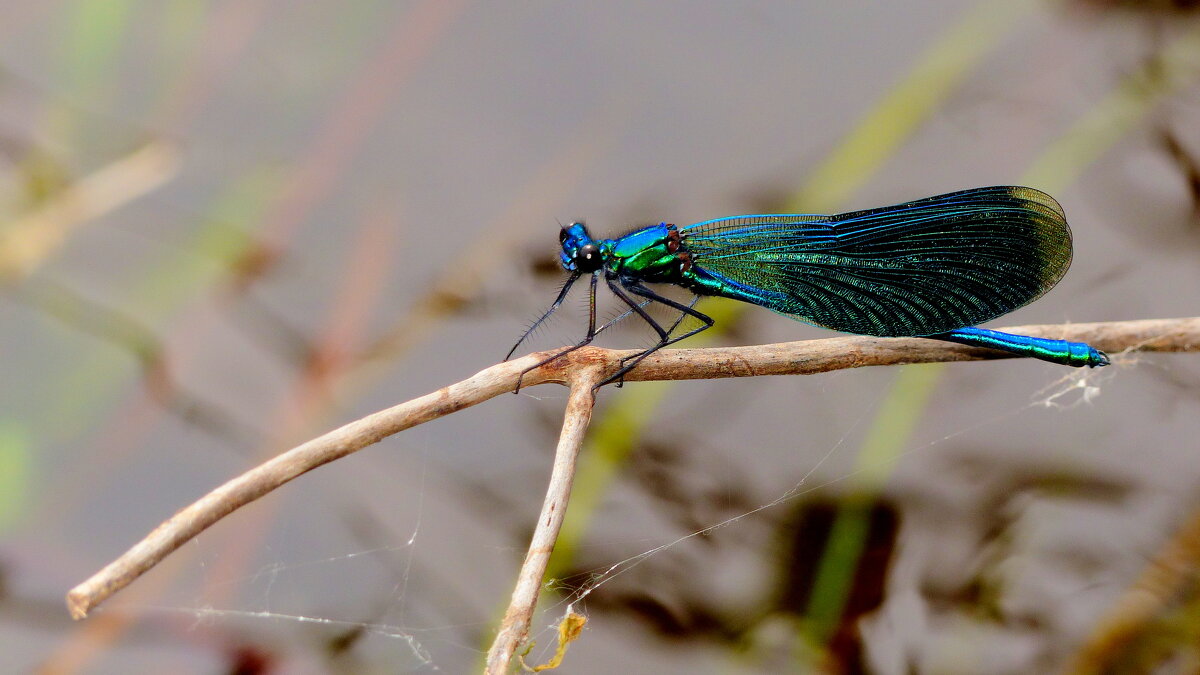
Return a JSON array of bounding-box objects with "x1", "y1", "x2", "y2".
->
[
  {"x1": 620, "y1": 281, "x2": 713, "y2": 352},
  {"x1": 661, "y1": 294, "x2": 701, "y2": 337},
  {"x1": 506, "y1": 271, "x2": 581, "y2": 360},
  {"x1": 514, "y1": 271, "x2": 600, "y2": 393},
  {"x1": 599, "y1": 279, "x2": 714, "y2": 388},
  {"x1": 605, "y1": 276, "x2": 671, "y2": 340}
]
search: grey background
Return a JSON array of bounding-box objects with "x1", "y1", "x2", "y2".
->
[{"x1": 1, "y1": 1, "x2": 1198, "y2": 672}]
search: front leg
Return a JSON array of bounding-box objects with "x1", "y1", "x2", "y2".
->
[
  {"x1": 506, "y1": 271, "x2": 580, "y2": 361},
  {"x1": 514, "y1": 272, "x2": 600, "y2": 393}
]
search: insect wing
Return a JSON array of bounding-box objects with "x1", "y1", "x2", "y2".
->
[{"x1": 681, "y1": 186, "x2": 1072, "y2": 337}]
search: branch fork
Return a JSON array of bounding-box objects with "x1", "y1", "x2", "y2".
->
[{"x1": 63, "y1": 317, "x2": 1200, "y2": 673}]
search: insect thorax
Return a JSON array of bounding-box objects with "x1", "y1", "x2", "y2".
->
[{"x1": 608, "y1": 223, "x2": 692, "y2": 282}]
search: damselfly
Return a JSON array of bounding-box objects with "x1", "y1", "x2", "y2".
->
[{"x1": 508, "y1": 186, "x2": 1108, "y2": 389}]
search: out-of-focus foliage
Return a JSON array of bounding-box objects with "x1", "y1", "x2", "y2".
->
[{"x1": 1, "y1": 2, "x2": 1198, "y2": 673}]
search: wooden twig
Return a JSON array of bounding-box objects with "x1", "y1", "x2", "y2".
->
[
  {"x1": 65, "y1": 317, "x2": 1200, "y2": 672},
  {"x1": 65, "y1": 350, "x2": 538, "y2": 621},
  {"x1": 486, "y1": 368, "x2": 601, "y2": 674}
]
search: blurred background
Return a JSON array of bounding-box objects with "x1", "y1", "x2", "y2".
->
[{"x1": 2, "y1": 1, "x2": 1199, "y2": 673}]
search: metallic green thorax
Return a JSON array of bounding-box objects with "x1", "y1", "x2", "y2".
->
[{"x1": 605, "y1": 224, "x2": 687, "y2": 283}]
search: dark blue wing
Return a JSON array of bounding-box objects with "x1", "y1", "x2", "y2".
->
[{"x1": 680, "y1": 186, "x2": 1072, "y2": 337}]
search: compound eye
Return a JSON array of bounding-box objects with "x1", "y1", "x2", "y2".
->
[
  {"x1": 559, "y1": 228, "x2": 569, "y2": 244},
  {"x1": 576, "y1": 242, "x2": 603, "y2": 272}
]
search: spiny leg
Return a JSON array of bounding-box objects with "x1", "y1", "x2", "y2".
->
[
  {"x1": 614, "y1": 280, "x2": 713, "y2": 370},
  {"x1": 598, "y1": 279, "x2": 714, "y2": 389},
  {"x1": 514, "y1": 272, "x2": 600, "y2": 393},
  {"x1": 589, "y1": 293, "x2": 694, "y2": 339},
  {"x1": 506, "y1": 271, "x2": 581, "y2": 361},
  {"x1": 592, "y1": 292, "x2": 700, "y2": 388},
  {"x1": 525, "y1": 293, "x2": 672, "y2": 392},
  {"x1": 599, "y1": 276, "x2": 673, "y2": 388},
  {"x1": 660, "y1": 294, "x2": 701, "y2": 337},
  {"x1": 513, "y1": 280, "x2": 669, "y2": 393},
  {"x1": 613, "y1": 293, "x2": 704, "y2": 373},
  {"x1": 605, "y1": 275, "x2": 670, "y2": 340}
]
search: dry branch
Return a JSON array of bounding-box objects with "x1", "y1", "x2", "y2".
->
[
  {"x1": 65, "y1": 317, "x2": 1200, "y2": 672},
  {"x1": 486, "y1": 369, "x2": 601, "y2": 673}
]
